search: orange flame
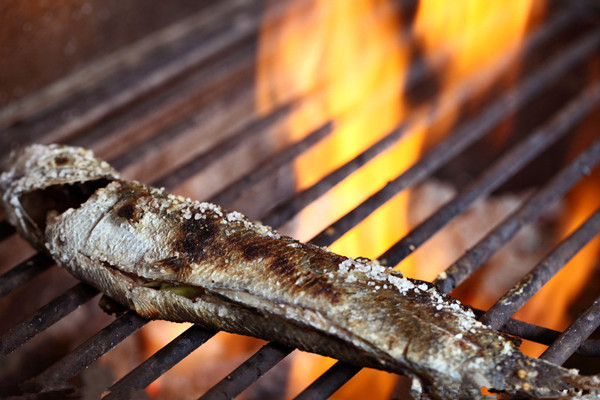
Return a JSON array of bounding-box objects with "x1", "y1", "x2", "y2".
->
[{"x1": 257, "y1": 0, "x2": 537, "y2": 397}]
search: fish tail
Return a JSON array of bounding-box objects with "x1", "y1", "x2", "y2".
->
[
  {"x1": 500, "y1": 356, "x2": 600, "y2": 399},
  {"x1": 565, "y1": 374, "x2": 600, "y2": 395}
]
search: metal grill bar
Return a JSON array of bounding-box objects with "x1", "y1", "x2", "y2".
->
[
  {"x1": 0, "y1": 283, "x2": 98, "y2": 357},
  {"x1": 0, "y1": 253, "x2": 54, "y2": 300},
  {"x1": 21, "y1": 311, "x2": 147, "y2": 393},
  {"x1": 153, "y1": 102, "x2": 296, "y2": 191},
  {"x1": 294, "y1": 362, "x2": 361, "y2": 400},
  {"x1": 199, "y1": 342, "x2": 293, "y2": 400},
  {"x1": 480, "y1": 207, "x2": 600, "y2": 330},
  {"x1": 209, "y1": 122, "x2": 334, "y2": 207},
  {"x1": 105, "y1": 325, "x2": 216, "y2": 400},
  {"x1": 263, "y1": 120, "x2": 411, "y2": 229},
  {"x1": 541, "y1": 295, "x2": 600, "y2": 365},
  {"x1": 472, "y1": 310, "x2": 600, "y2": 357},
  {"x1": 310, "y1": 28, "x2": 600, "y2": 249},
  {"x1": 0, "y1": 0, "x2": 267, "y2": 153},
  {"x1": 434, "y1": 138, "x2": 600, "y2": 293},
  {"x1": 107, "y1": 51, "x2": 257, "y2": 174},
  {"x1": 380, "y1": 82, "x2": 600, "y2": 267}
]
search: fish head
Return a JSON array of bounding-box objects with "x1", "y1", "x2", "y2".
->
[{"x1": 0, "y1": 144, "x2": 120, "y2": 249}]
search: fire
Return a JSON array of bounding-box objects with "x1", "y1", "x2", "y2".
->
[
  {"x1": 410, "y1": 0, "x2": 539, "y2": 150},
  {"x1": 257, "y1": 0, "x2": 412, "y2": 256},
  {"x1": 413, "y1": 0, "x2": 536, "y2": 85},
  {"x1": 256, "y1": 0, "x2": 538, "y2": 397}
]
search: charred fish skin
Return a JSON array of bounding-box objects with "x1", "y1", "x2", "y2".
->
[{"x1": 1, "y1": 145, "x2": 599, "y2": 400}]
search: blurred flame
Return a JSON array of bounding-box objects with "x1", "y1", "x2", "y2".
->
[
  {"x1": 256, "y1": 0, "x2": 536, "y2": 397},
  {"x1": 411, "y1": 0, "x2": 536, "y2": 152},
  {"x1": 257, "y1": 0, "x2": 413, "y2": 259},
  {"x1": 414, "y1": 0, "x2": 534, "y2": 85}
]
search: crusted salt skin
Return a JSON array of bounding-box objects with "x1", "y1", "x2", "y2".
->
[{"x1": 1, "y1": 144, "x2": 599, "y2": 400}]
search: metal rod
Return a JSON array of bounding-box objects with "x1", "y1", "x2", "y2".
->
[
  {"x1": 380, "y1": 82, "x2": 600, "y2": 267},
  {"x1": 209, "y1": 122, "x2": 334, "y2": 207},
  {"x1": 154, "y1": 102, "x2": 296, "y2": 191},
  {"x1": 434, "y1": 138, "x2": 600, "y2": 293},
  {"x1": 1, "y1": 0, "x2": 266, "y2": 153},
  {"x1": 0, "y1": 253, "x2": 54, "y2": 300},
  {"x1": 480, "y1": 207, "x2": 600, "y2": 330},
  {"x1": 263, "y1": 120, "x2": 412, "y2": 229},
  {"x1": 0, "y1": 283, "x2": 98, "y2": 357},
  {"x1": 540, "y1": 295, "x2": 600, "y2": 365},
  {"x1": 293, "y1": 361, "x2": 361, "y2": 400},
  {"x1": 310, "y1": 28, "x2": 600, "y2": 249},
  {"x1": 22, "y1": 311, "x2": 148, "y2": 393},
  {"x1": 479, "y1": 312, "x2": 600, "y2": 357},
  {"x1": 104, "y1": 325, "x2": 216, "y2": 400},
  {"x1": 199, "y1": 342, "x2": 293, "y2": 400},
  {"x1": 109, "y1": 54, "x2": 257, "y2": 173}
]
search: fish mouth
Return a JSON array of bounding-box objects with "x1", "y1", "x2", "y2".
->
[
  {"x1": 0, "y1": 144, "x2": 120, "y2": 247},
  {"x1": 19, "y1": 178, "x2": 113, "y2": 233}
]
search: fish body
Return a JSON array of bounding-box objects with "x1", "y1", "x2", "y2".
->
[{"x1": 1, "y1": 144, "x2": 598, "y2": 399}]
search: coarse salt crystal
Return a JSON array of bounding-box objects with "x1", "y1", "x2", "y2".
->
[{"x1": 227, "y1": 211, "x2": 244, "y2": 222}]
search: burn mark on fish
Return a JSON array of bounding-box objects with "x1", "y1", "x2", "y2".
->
[
  {"x1": 117, "y1": 202, "x2": 137, "y2": 221},
  {"x1": 270, "y1": 255, "x2": 295, "y2": 276},
  {"x1": 156, "y1": 256, "x2": 186, "y2": 271},
  {"x1": 302, "y1": 271, "x2": 340, "y2": 304},
  {"x1": 174, "y1": 217, "x2": 224, "y2": 264},
  {"x1": 54, "y1": 156, "x2": 70, "y2": 165},
  {"x1": 241, "y1": 238, "x2": 273, "y2": 260},
  {"x1": 114, "y1": 184, "x2": 155, "y2": 224}
]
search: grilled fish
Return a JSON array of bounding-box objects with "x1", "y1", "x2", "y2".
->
[{"x1": 1, "y1": 144, "x2": 598, "y2": 399}]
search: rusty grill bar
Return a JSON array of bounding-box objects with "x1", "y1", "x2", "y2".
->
[{"x1": 1, "y1": 0, "x2": 600, "y2": 399}]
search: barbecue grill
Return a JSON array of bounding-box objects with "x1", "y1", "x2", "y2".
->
[{"x1": 1, "y1": 0, "x2": 599, "y2": 399}]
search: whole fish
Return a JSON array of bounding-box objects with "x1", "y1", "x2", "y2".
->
[{"x1": 1, "y1": 144, "x2": 598, "y2": 399}]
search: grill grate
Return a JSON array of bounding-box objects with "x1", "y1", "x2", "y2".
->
[{"x1": 1, "y1": 0, "x2": 600, "y2": 399}]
